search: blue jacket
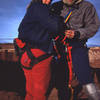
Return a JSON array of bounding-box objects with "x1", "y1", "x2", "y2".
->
[{"x1": 18, "y1": 2, "x2": 65, "y2": 53}]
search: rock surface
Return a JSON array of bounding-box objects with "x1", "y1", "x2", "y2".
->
[
  {"x1": 89, "y1": 47, "x2": 100, "y2": 68},
  {"x1": 0, "y1": 44, "x2": 100, "y2": 100}
]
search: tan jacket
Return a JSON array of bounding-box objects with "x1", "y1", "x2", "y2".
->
[{"x1": 61, "y1": 0, "x2": 100, "y2": 40}]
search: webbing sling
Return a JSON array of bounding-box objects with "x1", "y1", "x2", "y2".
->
[
  {"x1": 54, "y1": 9, "x2": 73, "y2": 84},
  {"x1": 64, "y1": 9, "x2": 74, "y2": 100},
  {"x1": 64, "y1": 10, "x2": 74, "y2": 100},
  {"x1": 23, "y1": 47, "x2": 52, "y2": 70},
  {"x1": 54, "y1": 9, "x2": 74, "y2": 100},
  {"x1": 14, "y1": 38, "x2": 52, "y2": 70},
  {"x1": 54, "y1": 9, "x2": 73, "y2": 42}
]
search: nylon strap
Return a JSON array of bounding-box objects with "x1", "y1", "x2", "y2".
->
[
  {"x1": 64, "y1": 9, "x2": 73, "y2": 23},
  {"x1": 22, "y1": 47, "x2": 52, "y2": 70},
  {"x1": 14, "y1": 38, "x2": 52, "y2": 70},
  {"x1": 53, "y1": 9, "x2": 74, "y2": 99}
]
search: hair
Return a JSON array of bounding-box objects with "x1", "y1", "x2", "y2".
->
[{"x1": 27, "y1": 0, "x2": 42, "y2": 9}]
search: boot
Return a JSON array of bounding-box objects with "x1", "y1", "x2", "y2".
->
[{"x1": 83, "y1": 83, "x2": 100, "y2": 100}]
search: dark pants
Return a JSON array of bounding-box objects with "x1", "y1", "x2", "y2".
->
[
  {"x1": 71, "y1": 47, "x2": 93, "y2": 85},
  {"x1": 46, "y1": 42, "x2": 93, "y2": 100},
  {"x1": 46, "y1": 53, "x2": 71, "y2": 100},
  {"x1": 55, "y1": 47, "x2": 93, "y2": 100}
]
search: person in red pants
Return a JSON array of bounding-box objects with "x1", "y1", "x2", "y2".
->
[
  {"x1": 16, "y1": 0, "x2": 67, "y2": 100},
  {"x1": 21, "y1": 49, "x2": 52, "y2": 100}
]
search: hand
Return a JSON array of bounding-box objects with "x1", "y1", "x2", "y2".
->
[
  {"x1": 65, "y1": 30, "x2": 75, "y2": 39},
  {"x1": 42, "y1": 0, "x2": 51, "y2": 4}
]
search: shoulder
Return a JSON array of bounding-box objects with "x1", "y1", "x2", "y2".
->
[
  {"x1": 80, "y1": 0, "x2": 95, "y2": 8},
  {"x1": 78, "y1": 0, "x2": 96, "y2": 12}
]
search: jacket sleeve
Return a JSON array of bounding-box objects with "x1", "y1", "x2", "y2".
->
[{"x1": 76, "y1": 4, "x2": 100, "y2": 40}]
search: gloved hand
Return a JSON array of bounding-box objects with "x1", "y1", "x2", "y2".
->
[
  {"x1": 49, "y1": 1, "x2": 64, "y2": 15},
  {"x1": 65, "y1": 30, "x2": 80, "y2": 39}
]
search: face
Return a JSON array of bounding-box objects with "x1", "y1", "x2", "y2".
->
[{"x1": 63, "y1": 0, "x2": 76, "y2": 5}]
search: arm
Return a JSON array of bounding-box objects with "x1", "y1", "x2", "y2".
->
[
  {"x1": 76, "y1": 4, "x2": 100, "y2": 40},
  {"x1": 65, "y1": 4, "x2": 100, "y2": 40}
]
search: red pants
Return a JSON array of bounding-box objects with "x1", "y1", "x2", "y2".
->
[{"x1": 21, "y1": 49, "x2": 52, "y2": 100}]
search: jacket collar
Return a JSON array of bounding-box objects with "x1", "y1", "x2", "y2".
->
[{"x1": 64, "y1": 0, "x2": 83, "y2": 9}]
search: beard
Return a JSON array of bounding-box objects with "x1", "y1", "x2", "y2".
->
[{"x1": 62, "y1": 0, "x2": 76, "y2": 5}]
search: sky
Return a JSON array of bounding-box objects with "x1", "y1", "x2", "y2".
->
[{"x1": 0, "y1": 0, "x2": 100, "y2": 47}]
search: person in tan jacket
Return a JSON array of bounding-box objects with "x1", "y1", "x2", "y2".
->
[{"x1": 42, "y1": 0, "x2": 100, "y2": 100}]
